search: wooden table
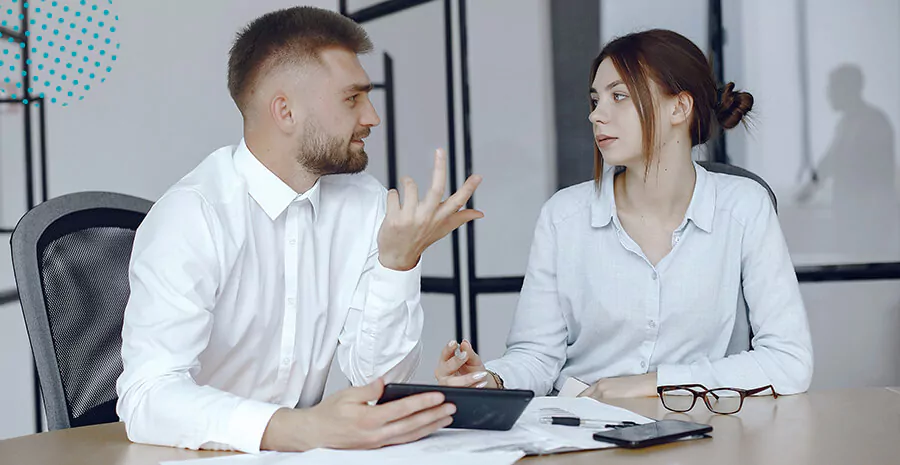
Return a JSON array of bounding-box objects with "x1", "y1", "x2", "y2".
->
[{"x1": 2, "y1": 388, "x2": 899, "y2": 465}]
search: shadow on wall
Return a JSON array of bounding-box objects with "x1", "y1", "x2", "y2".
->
[{"x1": 794, "y1": 64, "x2": 898, "y2": 262}]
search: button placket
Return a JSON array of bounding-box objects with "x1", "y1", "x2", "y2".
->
[{"x1": 279, "y1": 202, "x2": 303, "y2": 383}]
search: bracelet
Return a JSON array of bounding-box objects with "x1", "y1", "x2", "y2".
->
[{"x1": 488, "y1": 370, "x2": 505, "y2": 389}]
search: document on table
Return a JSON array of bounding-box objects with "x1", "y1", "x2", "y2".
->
[
  {"x1": 160, "y1": 396, "x2": 653, "y2": 464},
  {"x1": 162, "y1": 449, "x2": 524, "y2": 465},
  {"x1": 557, "y1": 377, "x2": 590, "y2": 397},
  {"x1": 385, "y1": 396, "x2": 654, "y2": 455}
]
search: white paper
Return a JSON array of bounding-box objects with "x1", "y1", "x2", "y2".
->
[
  {"x1": 162, "y1": 449, "x2": 524, "y2": 465},
  {"x1": 557, "y1": 377, "x2": 590, "y2": 397}
]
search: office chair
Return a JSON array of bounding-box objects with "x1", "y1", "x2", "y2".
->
[
  {"x1": 698, "y1": 161, "x2": 777, "y2": 213},
  {"x1": 697, "y1": 161, "x2": 778, "y2": 354},
  {"x1": 11, "y1": 192, "x2": 153, "y2": 430}
]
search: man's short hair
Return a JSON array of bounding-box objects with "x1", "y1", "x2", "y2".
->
[{"x1": 227, "y1": 6, "x2": 373, "y2": 115}]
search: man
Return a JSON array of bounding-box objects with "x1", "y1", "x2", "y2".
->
[{"x1": 115, "y1": 6, "x2": 482, "y2": 453}]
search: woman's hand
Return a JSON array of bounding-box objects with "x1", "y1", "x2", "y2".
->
[
  {"x1": 434, "y1": 340, "x2": 498, "y2": 388},
  {"x1": 578, "y1": 373, "x2": 658, "y2": 400}
]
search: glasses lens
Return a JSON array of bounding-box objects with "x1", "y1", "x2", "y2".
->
[
  {"x1": 661, "y1": 388, "x2": 696, "y2": 411},
  {"x1": 705, "y1": 389, "x2": 742, "y2": 414}
]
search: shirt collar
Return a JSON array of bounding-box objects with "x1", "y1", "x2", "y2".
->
[
  {"x1": 684, "y1": 162, "x2": 716, "y2": 233},
  {"x1": 590, "y1": 165, "x2": 617, "y2": 228},
  {"x1": 233, "y1": 139, "x2": 321, "y2": 221},
  {"x1": 590, "y1": 162, "x2": 716, "y2": 233}
]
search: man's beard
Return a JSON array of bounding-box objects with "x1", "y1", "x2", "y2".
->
[{"x1": 297, "y1": 119, "x2": 369, "y2": 176}]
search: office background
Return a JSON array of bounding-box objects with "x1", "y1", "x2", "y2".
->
[{"x1": 0, "y1": 0, "x2": 898, "y2": 439}]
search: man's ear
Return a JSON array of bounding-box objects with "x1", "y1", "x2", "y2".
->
[{"x1": 269, "y1": 93, "x2": 298, "y2": 133}]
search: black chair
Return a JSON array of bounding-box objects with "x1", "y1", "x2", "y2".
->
[
  {"x1": 11, "y1": 192, "x2": 153, "y2": 430},
  {"x1": 697, "y1": 161, "x2": 777, "y2": 354},
  {"x1": 698, "y1": 161, "x2": 777, "y2": 213}
]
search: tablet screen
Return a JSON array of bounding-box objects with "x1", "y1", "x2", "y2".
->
[{"x1": 378, "y1": 383, "x2": 535, "y2": 431}]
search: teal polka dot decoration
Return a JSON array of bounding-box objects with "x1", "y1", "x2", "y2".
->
[{"x1": 0, "y1": 0, "x2": 119, "y2": 106}]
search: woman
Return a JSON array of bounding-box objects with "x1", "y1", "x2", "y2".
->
[{"x1": 435, "y1": 29, "x2": 813, "y2": 399}]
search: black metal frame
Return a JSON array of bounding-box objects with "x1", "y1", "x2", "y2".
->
[
  {"x1": 1, "y1": 2, "x2": 50, "y2": 434},
  {"x1": 708, "y1": 0, "x2": 727, "y2": 165},
  {"x1": 371, "y1": 53, "x2": 397, "y2": 189}
]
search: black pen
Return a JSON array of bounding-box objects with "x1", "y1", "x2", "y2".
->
[{"x1": 539, "y1": 416, "x2": 638, "y2": 428}]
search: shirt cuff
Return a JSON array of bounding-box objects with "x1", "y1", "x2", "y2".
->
[
  {"x1": 656, "y1": 364, "x2": 694, "y2": 387},
  {"x1": 369, "y1": 258, "x2": 421, "y2": 307},
  {"x1": 224, "y1": 398, "x2": 284, "y2": 453}
]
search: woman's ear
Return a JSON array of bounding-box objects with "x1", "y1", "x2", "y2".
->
[{"x1": 670, "y1": 91, "x2": 694, "y2": 126}]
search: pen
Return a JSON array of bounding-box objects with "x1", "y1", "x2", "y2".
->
[{"x1": 539, "y1": 416, "x2": 638, "y2": 428}]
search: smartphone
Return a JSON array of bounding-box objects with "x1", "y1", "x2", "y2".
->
[
  {"x1": 592, "y1": 419, "x2": 712, "y2": 448},
  {"x1": 377, "y1": 383, "x2": 534, "y2": 431}
]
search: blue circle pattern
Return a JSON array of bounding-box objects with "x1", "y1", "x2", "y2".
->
[{"x1": 0, "y1": 0, "x2": 118, "y2": 106}]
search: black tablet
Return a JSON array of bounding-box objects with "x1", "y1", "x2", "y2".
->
[{"x1": 377, "y1": 383, "x2": 534, "y2": 431}]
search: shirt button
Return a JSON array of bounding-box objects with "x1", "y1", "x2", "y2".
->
[
  {"x1": 649, "y1": 320, "x2": 657, "y2": 328},
  {"x1": 651, "y1": 272, "x2": 658, "y2": 280},
  {"x1": 289, "y1": 239, "x2": 297, "y2": 246},
  {"x1": 282, "y1": 358, "x2": 290, "y2": 365},
  {"x1": 287, "y1": 298, "x2": 295, "y2": 306},
  {"x1": 640, "y1": 361, "x2": 647, "y2": 369}
]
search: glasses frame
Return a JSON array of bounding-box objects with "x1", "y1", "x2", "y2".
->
[{"x1": 657, "y1": 383, "x2": 779, "y2": 414}]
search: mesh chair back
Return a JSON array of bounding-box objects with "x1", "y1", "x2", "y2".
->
[{"x1": 11, "y1": 192, "x2": 152, "y2": 430}]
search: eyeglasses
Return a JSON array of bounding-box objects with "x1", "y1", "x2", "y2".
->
[{"x1": 657, "y1": 384, "x2": 779, "y2": 414}]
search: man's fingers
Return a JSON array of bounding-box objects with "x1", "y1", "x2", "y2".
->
[
  {"x1": 377, "y1": 403, "x2": 456, "y2": 447},
  {"x1": 386, "y1": 189, "x2": 401, "y2": 217},
  {"x1": 343, "y1": 378, "x2": 386, "y2": 403},
  {"x1": 424, "y1": 149, "x2": 448, "y2": 209},
  {"x1": 434, "y1": 210, "x2": 485, "y2": 239},
  {"x1": 401, "y1": 177, "x2": 419, "y2": 212},
  {"x1": 372, "y1": 391, "x2": 446, "y2": 424},
  {"x1": 437, "y1": 175, "x2": 482, "y2": 218},
  {"x1": 379, "y1": 409, "x2": 455, "y2": 447}
]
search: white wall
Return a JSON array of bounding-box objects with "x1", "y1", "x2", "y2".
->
[
  {"x1": 0, "y1": 0, "x2": 556, "y2": 437},
  {"x1": 600, "y1": 0, "x2": 708, "y2": 50},
  {"x1": 600, "y1": 0, "x2": 712, "y2": 163},
  {"x1": 738, "y1": 0, "x2": 900, "y2": 389}
]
